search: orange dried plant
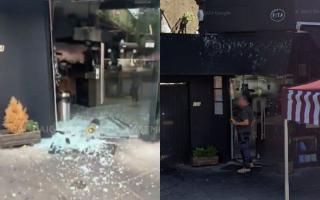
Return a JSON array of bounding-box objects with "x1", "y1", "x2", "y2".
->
[{"x1": 3, "y1": 97, "x2": 29, "y2": 134}]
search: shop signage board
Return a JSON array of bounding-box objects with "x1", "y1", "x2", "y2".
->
[
  {"x1": 161, "y1": 33, "x2": 294, "y2": 75},
  {"x1": 203, "y1": 0, "x2": 295, "y2": 32},
  {"x1": 296, "y1": 0, "x2": 320, "y2": 22}
]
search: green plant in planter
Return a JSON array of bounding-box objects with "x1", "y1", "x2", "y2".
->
[
  {"x1": 26, "y1": 120, "x2": 39, "y2": 132},
  {"x1": 193, "y1": 146, "x2": 218, "y2": 158}
]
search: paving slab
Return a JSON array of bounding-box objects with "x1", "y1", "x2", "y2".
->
[
  {"x1": 0, "y1": 139, "x2": 160, "y2": 200},
  {"x1": 161, "y1": 164, "x2": 320, "y2": 200}
]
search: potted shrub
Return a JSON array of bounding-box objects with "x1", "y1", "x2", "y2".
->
[
  {"x1": 192, "y1": 146, "x2": 219, "y2": 167},
  {"x1": 0, "y1": 97, "x2": 41, "y2": 148}
]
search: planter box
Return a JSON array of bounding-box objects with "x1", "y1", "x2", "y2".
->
[
  {"x1": 0, "y1": 129, "x2": 41, "y2": 148},
  {"x1": 192, "y1": 156, "x2": 219, "y2": 167}
]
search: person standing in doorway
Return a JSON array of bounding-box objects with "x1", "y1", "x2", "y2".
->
[{"x1": 231, "y1": 96, "x2": 255, "y2": 174}]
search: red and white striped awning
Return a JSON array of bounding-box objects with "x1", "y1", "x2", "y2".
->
[{"x1": 283, "y1": 80, "x2": 320, "y2": 125}]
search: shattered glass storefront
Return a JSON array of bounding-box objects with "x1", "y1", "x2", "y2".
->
[
  {"x1": 46, "y1": 0, "x2": 160, "y2": 153},
  {"x1": 0, "y1": 1, "x2": 160, "y2": 199}
]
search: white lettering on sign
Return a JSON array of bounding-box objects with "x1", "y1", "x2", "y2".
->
[
  {"x1": 193, "y1": 102, "x2": 202, "y2": 107},
  {"x1": 0, "y1": 45, "x2": 5, "y2": 53},
  {"x1": 206, "y1": 10, "x2": 231, "y2": 17},
  {"x1": 270, "y1": 9, "x2": 286, "y2": 22}
]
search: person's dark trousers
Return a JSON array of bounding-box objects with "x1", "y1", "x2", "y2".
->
[{"x1": 239, "y1": 132, "x2": 252, "y2": 168}]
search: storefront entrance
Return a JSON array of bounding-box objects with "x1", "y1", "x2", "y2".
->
[
  {"x1": 52, "y1": 0, "x2": 159, "y2": 139},
  {"x1": 230, "y1": 75, "x2": 292, "y2": 166}
]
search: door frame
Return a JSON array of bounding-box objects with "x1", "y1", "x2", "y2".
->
[
  {"x1": 160, "y1": 81, "x2": 191, "y2": 163},
  {"x1": 48, "y1": 0, "x2": 58, "y2": 125}
]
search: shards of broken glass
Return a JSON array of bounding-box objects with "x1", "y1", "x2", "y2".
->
[
  {"x1": 38, "y1": 128, "x2": 115, "y2": 155},
  {"x1": 36, "y1": 115, "x2": 130, "y2": 155}
]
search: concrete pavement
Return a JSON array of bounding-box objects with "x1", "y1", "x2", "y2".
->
[
  {"x1": 0, "y1": 139, "x2": 160, "y2": 200},
  {"x1": 161, "y1": 163, "x2": 320, "y2": 200}
]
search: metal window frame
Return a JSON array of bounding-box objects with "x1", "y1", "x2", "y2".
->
[
  {"x1": 48, "y1": 0, "x2": 58, "y2": 125},
  {"x1": 297, "y1": 21, "x2": 320, "y2": 31}
]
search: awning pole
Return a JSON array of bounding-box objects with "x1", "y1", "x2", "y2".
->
[{"x1": 284, "y1": 119, "x2": 290, "y2": 200}]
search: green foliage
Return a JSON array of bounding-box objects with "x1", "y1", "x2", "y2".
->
[
  {"x1": 96, "y1": 8, "x2": 160, "y2": 35},
  {"x1": 97, "y1": 8, "x2": 160, "y2": 50},
  {"x1": 26, "y1": 120, "x2": 39, "y2": 132},
  {"x1": 193, "y1": 146, "x2": 218, "y2": 158},
  {"x1": 96, "y1": 9, "x2": 136, "y2": 33},
  {"x1": 129, "y1": 8, "x2": 160, "y2": 50},
  {"x1": 183, "y1": 12, "x2": 195, "y2": 22}
]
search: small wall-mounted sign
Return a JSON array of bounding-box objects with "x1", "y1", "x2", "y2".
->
[
  {"x1": 270, "y1": 8, "x2": 286, "y2": 22},
  {"x1": 0, "y1": 44, "x2": 5, "y2": 53},
  {"x1": 192, "y1": 101, "x2": 202, "y2": 107},
  {"x1": 162, "y1": 120, "x2": 174, "y2": 126}
]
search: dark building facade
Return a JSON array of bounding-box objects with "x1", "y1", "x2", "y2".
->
[
  {"x1": 0, "y1": 0, "x2": 159, "y2": 137},
  {"x1": 161, "y1": 0, "x2": 320, "y2": 164},
  {"x1": 0, "y1": 0, "x2": 55, "y2": 137}
]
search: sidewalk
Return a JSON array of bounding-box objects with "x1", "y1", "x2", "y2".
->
[
  {"x1": 161, "y1": 163, "x2": 320, "y2": 200},
  {"x1": 0, "y1": 139, "x2": 160, "y2": 200}
]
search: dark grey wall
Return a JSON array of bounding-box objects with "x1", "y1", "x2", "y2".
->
[
  {"x1": 161, "y1": 33, "x2": 294, "y2": 76},
  {"x1": 189, "y1": 76, "x2": 231, "y2": 161},
  {"x1": 0, "y1": 0, "x2": 55, "y2": 137},
  {"x1": 161, "y1": 76, "x2": 232, "y2": 161}
]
